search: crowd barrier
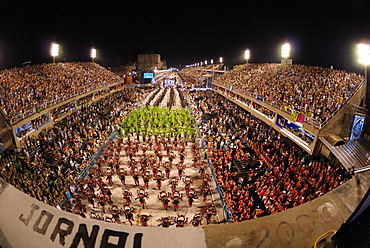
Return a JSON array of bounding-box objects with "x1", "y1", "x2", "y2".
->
[
  {"x1": 201, "y1": 139, "x2": 233, "y2": 223},
  {"x1": 1, "y1": 164, "x2": 369, "y2": 247},
  {"x1": 0, "y1": 179, "x2": 207, "y2": 248},
  {"x1": 193, "y1": 108, "x2": 232, "y2": 223}
]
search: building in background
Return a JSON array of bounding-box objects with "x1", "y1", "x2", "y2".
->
[
  {"x1": 111, "y1": 53, "x2": 167, "y2": 75},
  {"x1": 137, "y1": 53, "x2": 167, "y2": 71}
]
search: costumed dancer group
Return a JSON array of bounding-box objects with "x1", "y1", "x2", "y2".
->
[{"x1": 71, "y1": 106, "x2": 218, "y2": 227}]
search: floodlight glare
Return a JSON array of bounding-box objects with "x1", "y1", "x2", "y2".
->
[
  {"x1": 358, "y1": 43, "x2": 370, "y2": 66},
  {"x1": 219, "y1": 57, "x2": 223, "y2": 63},
  {"x1": 281, "y1": 43, "x2": 291, "y2": 59},
  {"x1": 91, "y1": 48, "x2": 97, "y2": 58},
  {"x1": 50, "y1": 43, "x2": 59, "y2": 63},
  {"x1": 50, "y1": 43, "x2": 59, "y2": 57},
  {"x1": 91, "y1": 48, "x2": 97, "y2": 62},
  {"x1": 244, "y1": 49, "x2": 250, "y2": 61}
]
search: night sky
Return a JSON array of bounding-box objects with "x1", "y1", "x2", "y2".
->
[{"x1": 1, "y1": 1, "x2": 370, "y2": 73}]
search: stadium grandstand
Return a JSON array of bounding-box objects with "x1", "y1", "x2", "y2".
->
[
  {"x1": 212, "y1": 63, "x2": 369, "y2": 172},
  {"x1": 0, "y1": 62, "x2": 123, "y2": 125},
  {"x1": 0, "y1": 61, "x2": 369, "y2": 247}
]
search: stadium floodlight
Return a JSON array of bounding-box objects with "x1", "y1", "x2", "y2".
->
[
  {"x1": 210, "y1": 59, "x2": 214, "y2": 64},
  {"x1": 91, "y1": 48, "x2": 97, "y2": 62},
  {"x1": 358, "y1": 43, "x2": 370, "y2": 86},
  {"x1": 358, "y1": 43, "x2": 370, "y2": 66},
  {"x1": 281, "y1": 43, "x2": 291, "y2": 59},
  {"x1": 50, "y1": 43, "x2": 59, "y2": 63},
  {"x1": 219, "y1": 57, "x2": 223, "y2": 64},
  {"x1": 205, "y1": 60, "x2": 207, "y2": 65},
  {"x1": 244, "y1": 49, "x2": 250, "y2": 63}
]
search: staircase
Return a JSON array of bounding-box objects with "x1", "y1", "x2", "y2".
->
[{"x1": 320, "y1": 137, "x2": 370, "y2": 172}]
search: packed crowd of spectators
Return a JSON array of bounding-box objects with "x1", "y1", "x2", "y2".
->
[
  {"x1": 188, "y1": 90, "x2": 349, "y2": 222},
  {"x1": 0, "y1": 87, "x2": 143, "y2": 207},
  {"x1": 214, "y1": 63, "x2": 364, "y2": 123},
  {"x1": 178, "y1": 64, "x2": 222, "y2": 88},
  {"x1": 0, "y1": 62, "x2": 122, "y2": 123},
  {"x1": 0, "y1": 61, "x2": 354, "y2": 226}
]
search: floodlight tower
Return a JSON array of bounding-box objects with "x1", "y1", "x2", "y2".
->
[
  {"x1": 281, "y1": 43, "x2": 292, "y2": 65},
  {"x1": 219, "y1": 57, "x2": 225, "y2": 71},
  {"x1": 91, "y1": 48, "x2": 97, "y2": 62},
  {"x1": 211, "y1": 59, "x2": 214, "y2": 88},
  {"x1": 245, "y1": 49, "x2": 250, "y2": 64},
  {"x1": 50, "y1": 43, "x2": 59, "y2": 63}
]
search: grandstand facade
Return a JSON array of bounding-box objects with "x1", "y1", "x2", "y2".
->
[
  {"x1": 0, "y1": 62, "x2": 126, "y2": 150},
  {"x1": 211, "y1": 63, "x2": 368, "y2": 171}
]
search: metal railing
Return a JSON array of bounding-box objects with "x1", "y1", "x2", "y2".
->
[{"x1": 201, "y1": 139, "x2": 233, "y2": 223}]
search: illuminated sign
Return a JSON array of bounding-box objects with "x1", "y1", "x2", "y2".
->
[
  {"x1": 350, "y1": 115, "x2": 365, "y2": 140},
  {"x1": 143, "y1": 73, "x2": 154, "y2": 79}
]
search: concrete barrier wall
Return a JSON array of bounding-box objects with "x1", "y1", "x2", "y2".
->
[
  {"x1": 203, "y1": 171, "x2": 370, "y2": 248},
  {"x1": 0, "y1": 179, "x2": 207, "y2": 248},
  {"x1": 0, "y1": 171, "x2": 369, "y2": 248}
]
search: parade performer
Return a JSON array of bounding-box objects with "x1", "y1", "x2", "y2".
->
[
  {"x1": 123, "y1": 204, "x2": 135, "y2": 226},
  {"x1": 122, "y1": 187, "x2": 132, "y2": 204},
  {"x1": 174, "y1": 214, "x2": 188, "y2": 227},
  {"x1": 183, "y1": 175, "x2": 193, "y2": 194},
  {"x1": 132, "y1": 167, "x2": 140, "y2": 186},
  {"x1": 118, "y1": 168, "x2": 127, "y2": 186},
  {"x1": 157, "y1": 216, "x2": 174, "y2": 228},
  {"x1": 164, "y1": 162, "x2": 172, "y2": 178},
  {"x1": 154, "y1": 171, "x2": 166, "y2": 190},
  {"x1": 109, "y1": 205, "x2": 122, "y2": 224},
  {"x1": 191, "y1": 213, "x2": 203, "y2": 227},
  {"x1": 137, "y1": 214, "x2": 152, "y2": 227},
  {"x1": 105, "y1": 168, "x2": 113, "y2": 186},
  {"x1": 186, "y1": 188, "x2": 198, "y2": 207},
  {"x1": 168, "y1": 176, "x2": 179, "y2": 192},
  {"x1": 142, "y1": 171, "x2": 151, "y2": 189},
  {"x1": 170, "y1": 190, "x2": 183, "y2": 212},
  {"x1": 158, "y1": 191, "x2": 170, "y2": 210},
  {"x1": 177, "y1": 163, "x2": 186, "y2": 179},
  {"x1": 135, "y1": 188, "x2": 149, "y2": 209},
  {"x1": 202, "y1": 204, "x2": 217, "y2": 225}
]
